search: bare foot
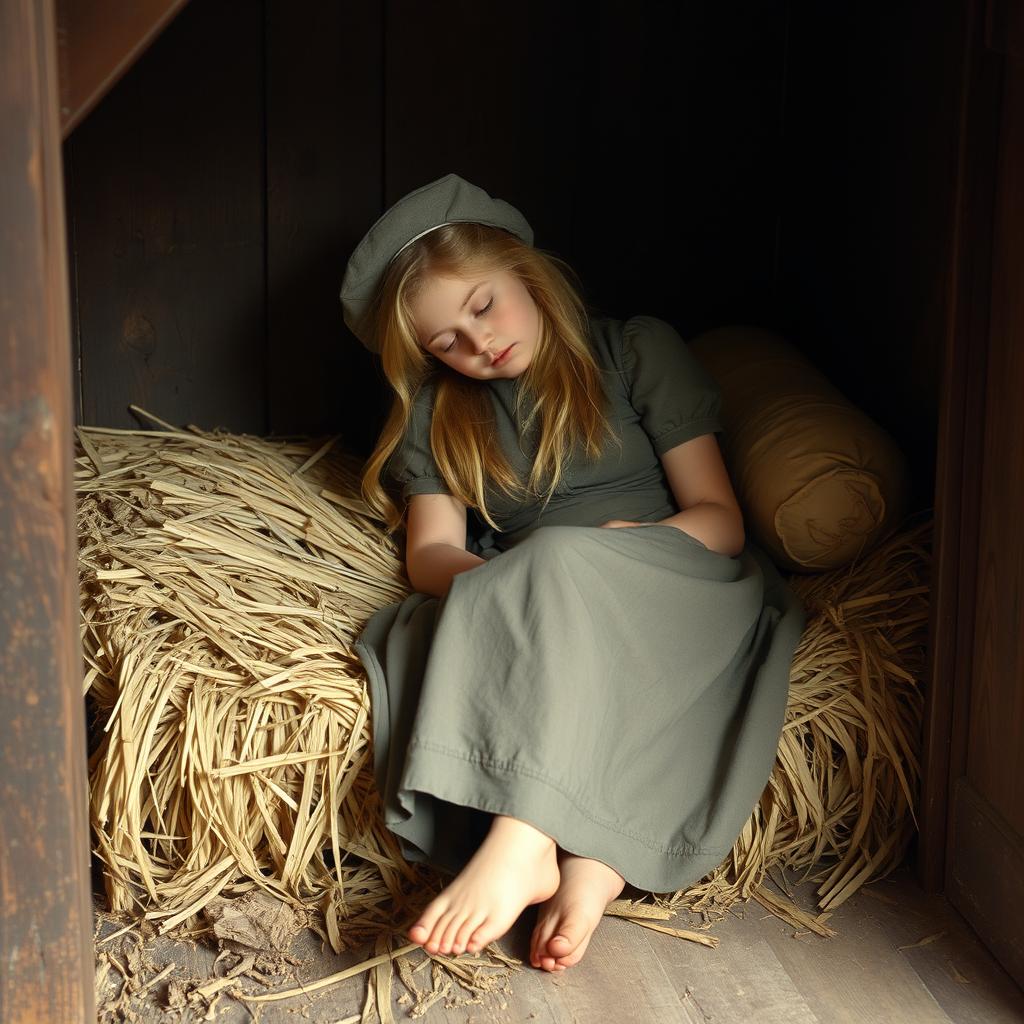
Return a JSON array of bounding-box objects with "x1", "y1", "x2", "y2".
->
[
  {"x1": 406, "y1": 815, "x2": 560, "y2": 956},
  {"x1": 529, "y1": 850, "x2": 626, "y2": 971}
]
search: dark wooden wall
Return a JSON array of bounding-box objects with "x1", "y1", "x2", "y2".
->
[
  {"x1": 775, "y1": 2, "x2": 960, "y2": 518},
  {"x1": 63, "y1": 0, "x2": 961, "y2": 514}
]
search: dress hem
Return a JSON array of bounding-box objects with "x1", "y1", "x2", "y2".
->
[{"x1": 397, "y1": 737, "x2": 737, "y2": 895}]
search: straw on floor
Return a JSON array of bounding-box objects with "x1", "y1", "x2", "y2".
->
[{"x1": 77, "y1": 415, "x2": 930, "y2": 968}]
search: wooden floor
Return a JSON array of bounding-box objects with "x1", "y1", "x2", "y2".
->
[{"x1": 94, "y1": 864, "x2": 1024, "y2": 1023}]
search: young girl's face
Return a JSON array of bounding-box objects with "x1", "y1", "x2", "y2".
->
[{"x1": 410, "y1": 269, "x2": 539, "y2": 380}]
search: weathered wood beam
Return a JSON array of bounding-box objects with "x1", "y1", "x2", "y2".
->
[{"x1": 1, "y1": 0, "x2": 94, "y2": 1020}]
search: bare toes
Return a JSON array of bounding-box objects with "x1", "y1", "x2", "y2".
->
[
  {"x1": 428, "y1": 908, "x2": 458, "y2": 951},
  {"x1": 466, "y1": 918, "x2": 494, "y2": 953},
  {"x1": 454, "y1": 914, "x2": 485, "y2": 955},
  {"x1": 439, "y1": 909, "x2": 468, "y2": 953},
  {"x1": 544, "y1": 908, "x2": 592, "y2": 959},
  {"x1": 407, "y1": 898, "x2": 449, "y2": 946}
]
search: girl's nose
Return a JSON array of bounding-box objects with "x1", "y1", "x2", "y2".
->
[{"x1": 466, "y1": 326, "x2": 492, "y2": 353}]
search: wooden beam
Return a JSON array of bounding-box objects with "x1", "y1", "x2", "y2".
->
[
  {"x1": 55, "y1": 0, "x2": 191, "y2": 137},
  {"x1": 0, "y1": 0, "x2": 94, "y2": 1020}
]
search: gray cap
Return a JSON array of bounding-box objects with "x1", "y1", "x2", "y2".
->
[{"x1": 339, "y1": 172, "x2": 534, "y2": 353}]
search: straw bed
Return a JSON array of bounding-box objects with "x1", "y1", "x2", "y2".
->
[{"x1": 78, "y1": 417, "x2": 930, "y2": 985}]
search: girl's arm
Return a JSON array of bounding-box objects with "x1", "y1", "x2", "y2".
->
[
  {"x1": 603, "y1": 433, "x2": 745, "y2": 557},
  {"x1": 657, "y1": 433, "x2": 744, "y2": 556},
  {"x1": 405, "y1": 493, "x2": 485, "y2": 598}
]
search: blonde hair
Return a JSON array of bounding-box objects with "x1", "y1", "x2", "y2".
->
[{"x1": 359, "y1": 222, "x2": 621, "y2": 535}]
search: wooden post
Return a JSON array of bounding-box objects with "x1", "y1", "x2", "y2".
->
[{"x1": 0, "y1": 0, "x2": 94, "y2": 1021}]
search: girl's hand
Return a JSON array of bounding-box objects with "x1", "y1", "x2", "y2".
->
[{"x1": 598, "y1": 519, "x2": 650, "y2": 529}]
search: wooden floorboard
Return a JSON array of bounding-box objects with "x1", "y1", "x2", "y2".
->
[
  {"x1": 93, "y1": 865, "x2": 1024, "y2": 1023},
  {"x1": 755, "y1": 889, "x2": 952, "y2": 1024},
  {"x1": 851, "y1": 872, "x2": 1024, "y2": 1024},
  {"x1": 542, "y1": 914, "x2": 695, "y2": 1023},
  {"x1": 651, "y1": 908, "x2": 820, "y2": 1024}
]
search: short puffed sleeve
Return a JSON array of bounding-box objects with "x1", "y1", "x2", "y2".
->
[
  {"x1": 385, "y1": 383, "x2": 453, "y2": 500},
  {"x1": 620, "y1": 315, "x2": 723, "y2": 456}
]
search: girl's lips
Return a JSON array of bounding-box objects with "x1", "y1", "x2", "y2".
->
[{"x1": 492, "y1": 344, "x2": 514, "y2": 366}]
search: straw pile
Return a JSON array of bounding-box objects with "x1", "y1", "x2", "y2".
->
[
  {"x1": 77, "y1": 416, "x2": 930, "y2": 967},
  {"x1": 78, "y1": 414, "x2": 438, "y2": 955}
]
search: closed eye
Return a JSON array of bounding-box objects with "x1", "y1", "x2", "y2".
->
[{"x1": 443, "y1": 297, "x2": 494, "y2": 352}]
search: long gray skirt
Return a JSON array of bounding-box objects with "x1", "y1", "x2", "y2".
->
[{"x1": 352, "y1": 523, "x2": 806, "y2": 894}]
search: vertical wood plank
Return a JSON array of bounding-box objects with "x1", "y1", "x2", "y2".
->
[
  {"x1": 385, "y1": 1, "x2": 787, "y2": 337},
  {"x1": 563, "y1": 1, "x2": 788, "y2": 333},
  {"x1": 947, "y1": 39, "x2": 1024, "y2": 985},
  {"x1": 66, "y1": 0, "x2": 266, "y2": 433},
  {"x1": 919, "y1": 0, "x2": 1001, "y2": 893},
  {"x1": 385, "y1": 0, "x2": 583, "y2": 264},
  {"x1": 265, "y1": 0, "x2": 387, "y2": 454},
  {"x1": 0, "y1": 0, "x2": 94, "y2": 1021},
  {"x1": 776, "y1": 1, "x2": 962, "y2": 515},
  {"x1": 963, "y1": 42, "x2": 1024, "y2": 842}
]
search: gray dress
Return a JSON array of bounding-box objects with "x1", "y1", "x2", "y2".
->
[{"x1": 352, "y1": 314, "x2": 806, "y2": 894}]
